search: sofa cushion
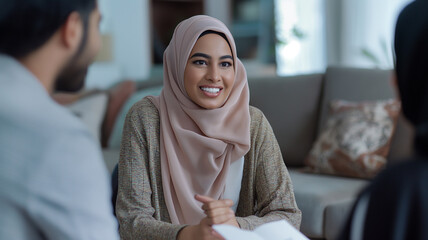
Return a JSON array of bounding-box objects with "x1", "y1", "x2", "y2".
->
[
  {"x1": 324, "y1": 198, "x2": 356, "y2": 240},
  {"x1": 249, "y1": 74, "x2": 323, "y2": 167},
  {"x1": 65, "y1": 92, "x2": 108, "y2": 142},
  {"x1": 102, "y1": 148, "x2": 120, "y2": 174},
  {"x1": 318, "y1": 67, "x2": 395, "y2": 133},
  {"x1": 318, "y1": 67, "x2": 412, "y2": 163},
  {"x1": 101, "y1": 80, "x2": 137, "y2": 148},
  {"x1": 305, "y1": 99, "x2": 401, "y2": 178},
  {"x1": 288, "y1": 169, "x2": 368, "y2": 238}
]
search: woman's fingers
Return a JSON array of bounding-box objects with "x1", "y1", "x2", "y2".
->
[
  {"x1": 204, "y1": 208, "x2": 234, "y2": 218},
  {"x1": 195, "y1": 194, "x2": 237, "y2": 227},
  {"x1": 202, "y1": 213, "x2": 234, "y2": 226},
  {"x1": 185, "y1": 223, "x2": 224, "y2": 240},
  {"x1": 202, "y1": 199, "x2": 234, "y2": 211},
  {"x1": 195, "y1": 194, "x2": 214, "y2": 203},
  {"x1": 212, "y1": 230, "x2": 226, "y2": 240},
  {"x1": 195, "y1": 195, "x2": 234, "y2": 211}
]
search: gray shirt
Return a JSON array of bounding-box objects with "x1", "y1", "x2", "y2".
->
[{"x1": 0, "y1": 55, "x2": 119, "y2": 240}]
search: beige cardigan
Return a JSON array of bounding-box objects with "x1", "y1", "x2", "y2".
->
[{"x1": 116, "y1": 98, "x2": 301, "y2": 240}]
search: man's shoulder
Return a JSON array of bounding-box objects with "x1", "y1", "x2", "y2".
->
[
  {"x1": 0, "y1": 86, "x2": 99, "y2": 164},
  {"x1": 3, "y1": 97, "x2": 88, "y2": 137}
]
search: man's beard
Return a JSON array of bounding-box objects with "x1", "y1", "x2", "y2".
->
[
  {"x1": 55, "y1": 16, "x2": 91, "y2": 93},
  {"x1": 55, "y1": 60, "x2": 89, "y2": 92}
]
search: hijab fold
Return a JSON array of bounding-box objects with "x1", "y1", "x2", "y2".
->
[{"x1": 148, "y1": 15, "x2": 250, "y2": 225}]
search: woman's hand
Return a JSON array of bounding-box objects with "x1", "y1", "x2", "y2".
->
[
  {"x1": 177, "y1": 218, "x2": 225, "y2": 240},
  {"x1": 195, "y1": 194, "x2": 239, "y2": 228},
  {"x1": 176, "y1": 195, "x2": 239, "y2": 240}
]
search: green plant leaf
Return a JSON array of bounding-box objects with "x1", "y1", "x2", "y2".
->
[
  {"x1": 291, "y1": 26, "x2": 306, "y2": 40},
  {"x1": 361, "y1": 48, "x2": 380, "y2": 65}
]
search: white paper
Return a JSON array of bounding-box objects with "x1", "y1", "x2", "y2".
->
[{"x1": 213, "y1": 220, "x2": 309, "y2": 240}]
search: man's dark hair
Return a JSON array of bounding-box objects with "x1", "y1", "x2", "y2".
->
[{"x1": 0, "y1": 0, "x2": 96, "y2": 58}]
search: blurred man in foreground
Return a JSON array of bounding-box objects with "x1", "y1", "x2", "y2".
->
[{"x1": 0, "y1": 0, "x2": 119, "y2": 239}]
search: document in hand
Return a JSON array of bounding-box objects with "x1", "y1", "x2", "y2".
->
[{"x1": 212, "y1": 220, "x2": 309, "y2": 240}]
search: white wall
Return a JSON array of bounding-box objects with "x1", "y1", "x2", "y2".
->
[
  {"x1": 86, "y1": 0, "x2": 151, "y2": 89},
  {"x1": 275, "y1": 0, "x2": 326, "y2": 75},
  {"x1": 275, "y1": 0, "x2": 412, "y2": 75},
  {"x1": 204, "y1": 0, "x2": 231, "y2": 27},
  {"x1": 339, "y1": 0, "x2": 412, "y2": 69},
  {"x1": 324, "y1": 0, "x2": 342, "y2": 66}
]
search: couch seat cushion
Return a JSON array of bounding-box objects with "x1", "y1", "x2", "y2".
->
[
  {"x1": 324, "y1": 198, "x2": 356, "y2": 240},
  {"x1": 102, "y1": 149, "x2": 120, "y2": 174},
  {"x1": 288, "y1": 169, "x2": 369, "y2": 238}
]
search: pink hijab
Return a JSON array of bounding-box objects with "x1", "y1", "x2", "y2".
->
[{"x1": 148, "y1": 15, "x2": 250, "y2": 225}]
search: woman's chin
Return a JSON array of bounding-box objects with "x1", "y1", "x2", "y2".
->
[{"x1": 197, "y1": 101, "x2": 223, "y2": 110}]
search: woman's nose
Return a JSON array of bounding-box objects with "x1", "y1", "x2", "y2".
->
[{"x1": 206, "y1": 65, "x2": 221, "y2": 82}]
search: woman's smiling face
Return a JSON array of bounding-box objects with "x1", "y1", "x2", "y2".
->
[{"x1": 184, "y1": 33, "x2": 235, "y2": 109}]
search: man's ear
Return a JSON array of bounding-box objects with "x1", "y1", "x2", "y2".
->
[{"x1": 60, "y1": 12, "x2": 83, "y2": 51}]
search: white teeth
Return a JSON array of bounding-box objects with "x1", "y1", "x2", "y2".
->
[{"x1": 200, "y1": 87, "x2": 220, "y2": 93}]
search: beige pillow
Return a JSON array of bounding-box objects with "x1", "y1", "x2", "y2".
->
[
  {"x1": 66, "y1": 92, "x2": 108, "y2": 143},
  {"x1": 305, "y1": 99, "x2": 401, "y2": 178}
]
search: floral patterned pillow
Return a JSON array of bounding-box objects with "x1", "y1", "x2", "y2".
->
[{"x1": 305, "y1": 99, "x2": 401, "y2": 178}]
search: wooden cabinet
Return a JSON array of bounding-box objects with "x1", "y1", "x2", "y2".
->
[
  {"x1": 150, "y1": 0, "x2": 274, "y2": 65},
  {"x1": 151, "y1": 0, "x2": 204, "y2": 64}
]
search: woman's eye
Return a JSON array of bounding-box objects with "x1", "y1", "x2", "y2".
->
[
  {"x1": 193, "y1": 60, "x2": 207, "y2": 65},
  {"x1": 220, "y1": 62, "x2": 232, "y2": 67}
]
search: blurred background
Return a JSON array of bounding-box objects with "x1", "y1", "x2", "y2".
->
[{"x1": 87, "y1": 0, "x2": 411, "y2": 89}]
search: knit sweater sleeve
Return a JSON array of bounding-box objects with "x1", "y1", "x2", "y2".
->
[
  {"x1": 116, "y1": 98, "x2": 186, "y2": 240},
  {"x1": 235, "y1": 106, "x2": 302, "y2": 230}
]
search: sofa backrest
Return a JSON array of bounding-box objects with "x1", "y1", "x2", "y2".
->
[
  {"x1": 318, "y1": 67, "x2": 395, "y2": 132},
  {"x1": 249, "y1": 74, "x2": 323, "y2": 167},
  {"x1": 318, "y1": 67, "x2": 413, "y2": 164}
]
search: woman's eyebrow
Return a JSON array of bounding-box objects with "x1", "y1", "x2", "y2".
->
[
  {"x1": 220, "y1": 55, "x2": 233, "y2": 60},
  {"x1": 190, "y1": 53, "x2": 233, "y2": 60},
  {"x1": 190, "y1": 53, "x2": 211, "y2": 59}
]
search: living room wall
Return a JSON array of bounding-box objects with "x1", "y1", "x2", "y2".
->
[
  {"x1": 85, "y1": 0, "x2": 151, "y2": 89},
  {"x1": 84, "y1": 0, "x2": 412, "y2": 89}
]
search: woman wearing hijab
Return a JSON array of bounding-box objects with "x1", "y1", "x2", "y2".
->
[
  {"x1": 338, "y1": 1, "x2": 428, "y2": 239},
  {"x1": 116, "y1": 15, "x2": 301, "y2": 239}
]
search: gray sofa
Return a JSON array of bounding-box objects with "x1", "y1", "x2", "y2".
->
[
  {"x1": 248, "y1": 66, "x2": 413, "y2": 239},
  {"x1": 101, "y1": 66, "x2": 413, "y2": 240}
]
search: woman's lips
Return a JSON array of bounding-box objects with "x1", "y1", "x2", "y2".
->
[{"x1": 199, "y1": 86, "x2": 223, "y2": 97}]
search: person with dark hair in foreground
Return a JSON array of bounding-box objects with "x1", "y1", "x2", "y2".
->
[
  {"x1": 338, "y1": 1, "x2": 428, "y2": 239},
  {"x1": 0, "y1": 0, "x2": 119, "y2": 239}
]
